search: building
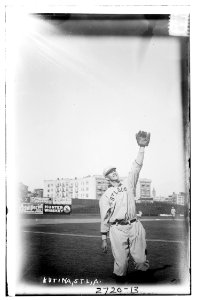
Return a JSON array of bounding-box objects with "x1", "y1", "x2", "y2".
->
[
  {"x1": 43, "y1": 178, "x2": 72, "y2": 204},
  {"x1": 72, "y1": 175, "x2": 108, "y2": 200},
  {"x1": 44, "y1": 175, "x2": 119, "y2": 201},
  {"x1": 152, "y1": 188, "x2": 156, "y2": 199},
  {"x1": 154, "y1": 196, "x2": 166, "y2": 202},
  {"x1": 44, "y1": 175, "x2": 134, "y2": 201},
  {"x1": 95, "y1": 175, "x2": 109, "y2": 199},
  {"x1": 43, "y1": 180, "x2": 55, "y2": 198},
  {"x1": 33, "y1": 188, "x2": 44, "y2": 198},
  {"x1": 72, "y1": 176, "x2": 97, "y2": 199},
  {"x1": 18, "y1": 182, "x2": 28, "y2": 202},
  {"x1": 176, "y1": 192, "x2": 186, "y2": 206},
  {"x1": 136, "y1": 178, "x2": 153, "y2": 201},
  {"x1": 154, "y1": 192, "x2": 186, "y2": 205},
  {"x1": 166, "y1": 192, "x2": 177, "y2": 204},
  {"x1": 72, "y1": 175, "x2": 127, "y2": 200}
]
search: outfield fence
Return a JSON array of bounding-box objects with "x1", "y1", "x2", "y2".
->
[
  {"x1": 20, "y1": 198, "x2": 188, "y2": 217},
  {"x1": 71, "y1": 199, "x2": 188, "y2": 216}
]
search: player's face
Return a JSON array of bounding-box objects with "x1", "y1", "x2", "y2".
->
[{"x1": 107, "y1": 169, "x2": 120, "y2": 182}]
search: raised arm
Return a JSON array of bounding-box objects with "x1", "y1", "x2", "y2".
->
[
  {"x1": 135, "y1": 146, "x2": 145, "y2": 166},
  {"x1": 128, "y1": 131, "x2": 151, "y2": 190}
]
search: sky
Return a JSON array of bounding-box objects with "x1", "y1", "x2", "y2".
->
[{"x1": 6, "y1": 13, "x2": 187, "y2": 197}]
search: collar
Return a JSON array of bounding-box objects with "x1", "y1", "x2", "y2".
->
[{"x1": 108, "y1": 182, "x2": 122, "y2": 188}]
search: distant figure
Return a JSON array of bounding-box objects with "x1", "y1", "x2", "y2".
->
[
  {"x1": 137, "y1": 211, "x2": 143, "y2": 218},
  {"x1": 171, "y1": 207, "x2": 176, "y2": 219}
]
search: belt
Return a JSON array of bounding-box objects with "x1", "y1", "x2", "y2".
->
[{"x1": 111, "y1": 218, "x2": 137, "y2": 226}]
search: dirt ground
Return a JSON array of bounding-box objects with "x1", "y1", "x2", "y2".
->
[{"x1": 15, "y1": 215, "x2": 190, "y2": 295}]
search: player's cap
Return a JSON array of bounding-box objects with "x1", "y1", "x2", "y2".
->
[{"x1": 103, "y1": 166, "x2": 116, "y2": 177}]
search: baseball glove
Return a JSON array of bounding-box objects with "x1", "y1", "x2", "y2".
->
[{"x1": 136, "y1": 131, "x2": 151, "y2": 147}]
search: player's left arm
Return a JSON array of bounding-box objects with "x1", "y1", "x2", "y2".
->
[{"x1": 99, "y1": 193, "x2": 111, "y2": 241}]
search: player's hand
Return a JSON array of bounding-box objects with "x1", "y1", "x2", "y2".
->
[
  {"x1": 136, "y1": 131, "x2": 151, "y2": 147},
  {"x1": 101, "y1": 240, "x2": 108, "y2": 253}
]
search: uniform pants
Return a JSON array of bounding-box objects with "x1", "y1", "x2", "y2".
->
[{"x1": 109, "y1": 220, "x2": 147, "y2": 276}]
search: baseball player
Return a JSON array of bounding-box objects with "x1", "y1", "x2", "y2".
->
[
  {"x1": 137, "y1": 210, "x2": 143, "y2": 218},
  {"x1": 171, "y1": 206, "x2": 176, "y2": 219},
  {"x1": 99, "y1": 131, "x2": 150, "y2": 282}
]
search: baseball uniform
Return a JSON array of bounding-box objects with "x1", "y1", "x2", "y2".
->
[
  {"x1": 99, "y1": 148, "x2": 148, "y2": 276},
  {"x1": 171, "y1": 207, "x2": 176, "y2": 218}
]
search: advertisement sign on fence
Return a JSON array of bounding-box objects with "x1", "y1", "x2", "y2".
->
[
  {"x1": 53, "y1": 197, "x2": 72, "y2": 205},
  {"x1": 20, "y1": 203, "x2": 43, "y2": 214},
  {"x1": 30, "y1": 197, "x2": 53, "y2": 204},
  {"x1": 43, "y1": 204, "x2": 71, "y2": 214}
]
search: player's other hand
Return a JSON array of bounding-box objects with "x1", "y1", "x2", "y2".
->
[
  {"x1": 136, "y1": 131, "x2": 151, "y2": 147},
  {"x1": 101, "y1": 240, "x2": 108, "y2": 253}
]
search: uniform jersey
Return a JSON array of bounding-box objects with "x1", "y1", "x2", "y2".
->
[{"x1": 99, "y1": 157, "x2": 143, "y2": 235}]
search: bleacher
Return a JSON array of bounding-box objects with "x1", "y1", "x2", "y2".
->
[
  {"x1": 136, "y1": 201, "x2": 187, "y2": 216},
  {"x1": 71, "y1": 199, "x2": 188, "y2": 216}
]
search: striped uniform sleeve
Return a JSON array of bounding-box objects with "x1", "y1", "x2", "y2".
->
[
  {"x1": 128, "y1": 147, "x2": 145, "y2": 191},
  {"x1": 99, "y1": 192, "x2": 111, "y2": 238}
]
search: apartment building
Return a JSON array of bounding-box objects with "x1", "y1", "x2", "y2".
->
[
  {"x1": 176, "y1": 192, "x2": 186, "y2": 205},
  {"x1": 43, "y1": 178, "x2": 72, "y2": 204},
  {"x1": 44, "y1": 175, "x2": 134, "y2": 202},
  {"x1": 167, "y1": 192, "x2": 186, "y2": 205},
  {"x1": 72, "y1": 175, "x2": 128, "y2": 200},
  {"x1": 136, "y1": 178, "x2": 153, "y2": 201},
  {"x1": 43, "y1": 180, "x2": 56, "y2": 198},
  {"x1": 72, "y1": 175, "x2": 108, "y2": 200}
]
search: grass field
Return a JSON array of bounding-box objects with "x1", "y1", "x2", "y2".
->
[{"x1": 16, "y1": 214, "x2": 190, "y2": 295}]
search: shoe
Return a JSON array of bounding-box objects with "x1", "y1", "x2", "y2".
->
[
  {"x1": 113, "y1": 274, "x2": 127, "y2": 284},
  {"x1": 135, "y1": 260, "x2": 149, "y2": 271}
]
